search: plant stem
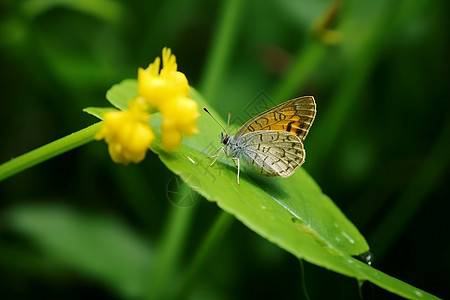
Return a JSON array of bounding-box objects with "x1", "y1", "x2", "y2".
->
[
  {"x1": 0, "y1": 123, "x2": 101, "y2": 182},
  {"x1": 306, "y1": 0, "x2": 430, "y2": 174},
  {"x1": 298, "y1": 258, "x2": 311, "y2": 300},
  {"x1": 199, "y1": 0, "x2": 246, "y2": 103},
  {"x1": 271, "y1": 0, "x2": 345, "y2": 102},
  {"x1": 146, "y1": 184, "x2": 197, "y2": 300},
  {"x1": 272, "y1": 40, "x2": 326, "y2": 102},
  {"x1": 306, "y1": 53, "x2": 376, "y2": 173},
  {"x1": 172, "y1": 211, "x2": 234, "y2": 298}
]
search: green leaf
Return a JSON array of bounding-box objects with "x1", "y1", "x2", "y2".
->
[
  {"x1": 83, "y1": 106, "x2": 118, "y2": 119},
  {"x1": 100, "y1": 79, "x2": 439, "y2": 300},
  {"x1": 105, "y1": 78, "x2": 137, "y2": 111},
  {"x1": 5, "y1": 203, "x2": 153, "y2": 299}
]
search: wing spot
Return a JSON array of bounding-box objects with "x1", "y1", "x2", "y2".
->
[
  {"x1": 271, "y1": 158, "x2": 281, "y2": 166},
  {"x1": 286, "y1": 121, "x2": 295, "y2": 132}
]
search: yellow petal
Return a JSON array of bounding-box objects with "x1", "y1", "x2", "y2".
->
[
  {"x1": 137, "y1": 48, "x2": 190, "y2": 108},
  {"x1": 161, "y1": 127, "x2": 182, "y2": 151},
  {"x1": 160, "y1": 96, "x2": 200, "y2": 134},
  {"x1": 96, "y1": 101, "x2": 155, "y2": 164}
]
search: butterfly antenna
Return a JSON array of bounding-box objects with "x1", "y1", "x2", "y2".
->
[
  {"x1": 226, "y1": 111, "x2": 231, "y2": 132},
  {"x1": 203, "y1": 107, "x2": 229, "y2": 135}
]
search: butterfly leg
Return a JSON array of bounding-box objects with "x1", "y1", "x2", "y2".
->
[
  {"x1": 206, "y1": 147, "x2": 224, "y2": 166},
  {"x1": 232, "y1": 157, "x2": 240, "y2": 185}
]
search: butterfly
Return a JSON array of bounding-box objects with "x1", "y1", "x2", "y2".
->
[{"x1": 204, "y1": 96, "x2": 316, "y2": 185}]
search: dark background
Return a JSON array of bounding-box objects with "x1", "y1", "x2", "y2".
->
[{"x1": 0, "y1": 0, "x2": 449, "y2": 299}]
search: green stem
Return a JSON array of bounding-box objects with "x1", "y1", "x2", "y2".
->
[
  {"x1": 306, "y1": 53, "x2": 376, "y2": 173},
  {"x1": 306, "y1": 0, "x2": 430, "y2": 174},
  {"x1": 270, "y1": 0, "x2": 345, "y2": 102},
  {"x1": 147, "y1": 185, "x2": 197, "y2": 300},
  {"x1": 199, "y1": 0, "x2": 246, "y2": 102},
  {"x1": 173, "y1": 211, "x2": 234, "y2": 298},
  {"x1": 0, "y1": 123, "x2": 101, "y2": 182},
  {"x1": 272, "y1": 39, "x2": 326, "y2": 102},
  {"x1": 298, "y1": 259, "x2": 311, "y2": 300}
]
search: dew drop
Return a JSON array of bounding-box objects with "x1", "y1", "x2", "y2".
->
[
  {"x1": 414, "y1": 290, "x2": 423, "y2": 297},
  {"x1": 353, "y1": 250, "x2": 374, "y2": 266}
]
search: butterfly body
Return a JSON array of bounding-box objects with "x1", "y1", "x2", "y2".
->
[{"x1": 207, "y1": 96, "x2": 316, "y2": 184}]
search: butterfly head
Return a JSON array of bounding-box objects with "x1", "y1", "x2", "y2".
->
[
  {"x1": 203, "y1": 107, "x2": 231, "y2": 145},
  {"x1": 221, "y1": 132, "x2": 230, "y2": 145}
]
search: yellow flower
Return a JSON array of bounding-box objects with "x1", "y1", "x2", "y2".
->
[
  {"x1": 160, "y1": 126, "x2": 183, "y2": 152},
  {"x1": 138, "y1": 48, "x2": 189, "y2": 108},
  {"x1": 97, "y1": 48, "x2": 199, "y2": 163},
  {"x1": 137, "y1": 47, "x2": 199, "y2": 151},
  {"x1": 160, "y1": 96, "x2": 200, "y2": 135},
  {"x1": 159, "y1": 96, "x2": 200, "y2": 151},
  {"x1": 95, "y1": 98, "x2": 155, "y2": 164}
]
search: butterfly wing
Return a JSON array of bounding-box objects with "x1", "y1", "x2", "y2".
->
[
  {"x1": 236, "y1": 130, "x2": 305, "y2": 178},
  {"x1": 234, "y1": 96, "x2": 316, "y2": 141}
]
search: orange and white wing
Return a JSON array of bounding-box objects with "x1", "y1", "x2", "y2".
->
[
  {"x1": 234, "y1": 96, "x2": 316, "y2": 141},
  {"x1": 235, "y1": 131, "x2": 305, "y2": 178}
]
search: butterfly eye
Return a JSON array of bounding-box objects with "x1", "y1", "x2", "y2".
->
[{"x1": 222, "y1": 135, "x2": 229, "y2": 145}]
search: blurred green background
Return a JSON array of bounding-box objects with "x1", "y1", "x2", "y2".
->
[{"x1": 0, "y1": 0, "x2": 449, "y2": 299}]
